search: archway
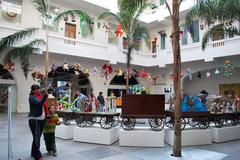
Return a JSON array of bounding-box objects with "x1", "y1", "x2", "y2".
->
[
  {"x1": 108, "y1": 75, "x2": 139, "y2": 107},
  {"x1": 0, "y1": 64, "x2": 16, "y2": 113},
  {"x1": 48, "y1": 66, "x2": 92, "y2": 100}
]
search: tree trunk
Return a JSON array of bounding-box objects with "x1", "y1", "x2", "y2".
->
[
  {"x1": 126, "y1": 49, "x2": 130, "y2": 93},
  {"x1": 44, "y1": 32, "x2": 49, "y2": 92},
  {"x1": 172, "y1": 0, "x2": 182, "y2": 157}
]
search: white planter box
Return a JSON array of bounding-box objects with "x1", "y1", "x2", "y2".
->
[
  {"x1": 73, "y1": 126, "x2": 119, "y2": 145},
  {"x1": 55, "y1": 125, "x2": 74, "y2": 140},
  {"x1": 165, "y1": 128, "x2": 212, "y2": 146},
  {"x1": 119, "y1": 127, "x2": 164, "y2": 147},
  {"x1": 211, "y1": 125, "x2": 240, "y2": 143}
]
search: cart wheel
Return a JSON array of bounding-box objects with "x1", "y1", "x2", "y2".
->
[
  {"x1": 198, "y1": 117, "x2": 210, "y2": 129},
  {"x1": 100, "y1": 117, "x2": 113, "y2": 129},
  {"x1": 76, "y1": 116, "x2": 87, "y2": 127},
  {"x1": 181, "y1": 118, "x2": 186, "y2": 130},
  {"x1": 215, "y1": 117, "x2": 224, "y2": 128},
  {"x1": 148, "y1": 118, "x2": 164, "y2": 131},
  {"x1": 63, "y1": 116, "x2": 71, "y2": 126},
  {"x1": 112, "y1": 116, "x2": 120, "y2": 127},
  {"x1": 86, "y1": 117, "x2": 96, "y2": 125},
  {"x1": 165, "y1": 116, "x2": 174, "y2": 128},
  {"x1": 121, "y1": 118, "x2": 136, "y2": 130},
  {"x1": 188, "y1": 118, "x2": 198, "y2": 127},
  {"x1": 231, "y1": 118, "x2": 238, "y2": 126}
]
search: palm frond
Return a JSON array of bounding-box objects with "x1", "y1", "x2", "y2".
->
[
  {"x1": 201, "y1": 25, "x2": 224, "y2": 50},
  {"x1": 0, "y1": 28, "x2": 39, "y2": 53},
  {"x1": 131, "y1": 3, "x2": 156, "y2": 33},
  {"x1": 4, "y1": 39, "x2": 46, "y2": 78},
  {"x1": 32, "y1": 0, "x2": 48, "y2": 18},
  {"x1": 54, "y1": 9, "x2": 93, "y2": 33},
  {"x1": 98, "y1": 12, "x2": 122, "y2": 23},
  {"x1": 186, "y1": 0, "x2": 216, "y2": 27},
  {"x1": 132, "y1": 24, "x2": 150, "y2": 49}
]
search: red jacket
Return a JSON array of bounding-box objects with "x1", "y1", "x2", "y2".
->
[{"x1": 33, "y1": 93, "x2": 48, "y2": 116}]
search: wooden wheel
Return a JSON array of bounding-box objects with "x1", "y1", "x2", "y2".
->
[
  {"x1": 63, "y1": 116, "x2": 71, "y2": 125},
  {"x1": 100, "y1": 117, "x2": 113, "y2": 129},
  {"x1": 112, "y1": 116, "x2": 120, "y2": 127},
  {"x1": 121, "y1": 118, "x2": 136, "y2": 130},
  {"x1": 148, "y1": 118, "x2": 164, "y2": 131},
  {"x1": 215, "y1": 117, "x2": 224, "y2": 128},
  {"x1": 181, "y1": 118, "x2": 186, "y2": 130},
  {"x1": 188, "y1": 118, "x2": 198, "y2": 127},
  {"x1": 86, "y1": 116, "x2": 96, "y2": 125},
  {"x1": 231, "y1": 118, "x2": 238, "y2": 126},
  {"x1": 198, "y1": 117, "x2": 210, "y2": 129},
  {"x1": 165, "y1": 116, "x2": 174, "y2": 128},
  {"x1": 76, "y1": 116, "x2": 87, "y2": 127}
]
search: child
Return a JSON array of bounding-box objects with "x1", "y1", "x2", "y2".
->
[{"x1": 43, "y1": 106, "x2": 60, "y2": 156}]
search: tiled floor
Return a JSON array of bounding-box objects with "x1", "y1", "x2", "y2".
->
[{"x1": 0, "y1": 113, "x2": 239, "y2": 160}]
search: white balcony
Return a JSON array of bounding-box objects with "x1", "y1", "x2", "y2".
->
[{"x1": 1, "y1": 24, "x2": 240, "y2": 68}]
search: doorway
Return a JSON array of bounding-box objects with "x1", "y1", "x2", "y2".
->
[
  {"x1": 0, "y1": 65, "x2": 17, "y2": 113},
  {"x1": 64, "y1": 23, "x2": 76, "y2": 45}
]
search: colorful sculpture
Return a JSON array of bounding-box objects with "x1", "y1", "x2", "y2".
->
[{"x1": 181, "y1": 95, "x2": 207, "y2": 112}]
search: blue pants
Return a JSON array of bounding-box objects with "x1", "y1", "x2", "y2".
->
[{"x1": 29, "y1": 119, "x2": 45, "y2": 160}]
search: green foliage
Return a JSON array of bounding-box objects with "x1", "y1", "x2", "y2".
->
[
  {"x1": 0, "y1": 28, "x2": 39, "y2": 53},
  {"x1": 54, "y1": 9, "x2": 93, "y2": 33},
  {"x1": 4, "y1": 39, "x2": 46, "y2": 78},
  {"x1": 32, "y1": 0, "x2": 48, "y2": 18},
  {"x1": 186, "y1": 0, "x2": 240, "y2": 50},
  {"x1": 98, "y1": 0, "x2": 154, "y2": 67}
]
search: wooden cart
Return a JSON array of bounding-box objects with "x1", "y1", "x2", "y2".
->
[
  {"x1": 121, "y1": 94, "x2": 165, "y2": 131},
  {"x1": 56, "y1": 110, "x2": 120, "y2": 129},
  {"x1": 165, "y1": 110, "x2": 212, "y2": 130},
  {"x1": 211, "y1": 112, "x2": 240, "y2": 128}
]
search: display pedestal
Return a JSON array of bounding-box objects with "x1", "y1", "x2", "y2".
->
[
  {"x1": 211, "y1": 125, "x2": 240, "y2": 143},
  {"x1": 119, "y1": 127, "x2": 164, "y2": 147},
  {"x1": 73, "y1": 126, "x2": 119, "y2": 145},
  {"x1": 55, "y1": 125, "x2": 74, "y2": 140},
  {"x1": 165, "y1": 128, "x2": 212, "y2": 146}
]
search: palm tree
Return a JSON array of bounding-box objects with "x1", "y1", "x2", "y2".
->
[
  {"x1": 98, "y1": 0, "x2": 155, "y2": 91},
  {"x1": 164, "y1": 0, "x2": 184, "y2": 157},
  {"x1": 186, "y1": 0, "x2": 240, "y2": 50},
  {"x1": 0, "y1": 0, "x2": 92, "y2": 90}
]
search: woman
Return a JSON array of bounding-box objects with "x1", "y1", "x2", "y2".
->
[{"x1": 28, "y1": 84, "x2": 48, "y2": 160}]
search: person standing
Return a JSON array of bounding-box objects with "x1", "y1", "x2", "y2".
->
[
  {"x1": 43, "y1": 106, "x2": 60, "y2": 156},
  {"x1": 28, "y1": 84, "x2": 48, "y2": 160},
  {"x1": 97, "y1": 91, "x2": 105, "y2": 112},
  {"x1": 75, "y1": 89, "x2": 86, "y2": 111}
]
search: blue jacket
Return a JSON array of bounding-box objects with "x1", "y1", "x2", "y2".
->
[{"x1": 28, "y1": 94, "x2": 48, "y2": 117}]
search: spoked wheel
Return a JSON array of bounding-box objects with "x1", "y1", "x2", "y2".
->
[
  {"x1": 112, "y1": 116, "x2": 120, "y2": 127},
  {"x1": 148, "y1": 118, "x2": 164, "y2": 131},
  {"x1": 76, "y1": 116, "x2": 87, "y2": 127},
  {"x1": 198, "y1": 117, "x2": 210, "y2": 129},
  {"x1": 100, "y1": 117, "x2": 113, "y2": 129},
  {"x1": 231, "y1": 118, "x2": 238, "y2": 126},
  {"x1": 86, "y1": 116, "x2": 96, "y2": 125},
  {"x1": 215, "y1": 117, "x2": 224, "y2": 128},
  {"x1": 121, "y1": 118, "x2": 136, "y2": 130},
  {"x1": 181, "y1": 118, "x2": 186, "y2": 130},
  {"x1": 165, "y1": 116, "x2": 174, "y2": 128},
  {"x1": 188, "y1": 118, "x2": 198, "y2": 127},
  {"x1": 63, "y1": 116, "x2": 71, "y2": 125}
]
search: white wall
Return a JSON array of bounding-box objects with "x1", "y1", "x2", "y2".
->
[{"x1": 183, "y1": 69, "x2": 240, "y2": 95}]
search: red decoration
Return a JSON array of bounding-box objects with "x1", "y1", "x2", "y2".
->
[
  {"x1": 139, "y1": 69, "x2": 148, "y2": 78},
  {"x1": 102, "y1": 64, "x2": 112, "y2": 85},
  {"x1": 152, "y1": 75, "x2": 159, "y2": 85},
  {"x1": 3, "y1": 59, "x2": 15, "y2": 71},
  {"x1": 115, "y1": 24, "x2": 123, "y2": 38},
  {"x1": 32, "y1": 71, "x2": 44, "y2": 81}
]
